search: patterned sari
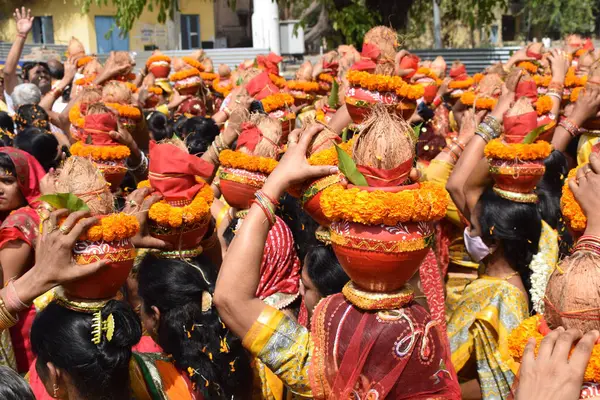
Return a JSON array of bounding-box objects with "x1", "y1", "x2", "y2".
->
[
  {"x1": 0, "y1": 147, "x2": 46, "y2": 372},
  {"x1": 446, "y1": 277, "x2": 528, "y2": 400}
]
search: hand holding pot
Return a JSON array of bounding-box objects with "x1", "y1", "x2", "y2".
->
[
  {"x1": 124, "y1": 187, "x2": 172, "y2": 250},
  {"x1": 570, "y1": 85, "x2": 600, "y2": 126}
]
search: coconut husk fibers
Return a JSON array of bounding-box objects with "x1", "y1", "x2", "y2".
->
[
  {"x1": 506, "y1": 97, "x2": 535, "y2": 117},
  {"x1": 102, "y1": 81, "x2": 132, "y2": 105},
  {"x1": 218, "y1": 64, "x2": 231, "y2": 78},
  {"x1": 476, "y1": 73, "x2": 503, "y2": 97},
  {"x1": 80, "y1": 87, "x2": 102, "y2": 108},
  {"x1": 353, "y1": 104, "x2": 415, "y2": 169},
  {"x1": 237, "y1": 68, "x2": 263, "y2": 87},
  {"x1": 364, "y1": 26, "x2": 398, "y2": 76},
  {"x1": 55, "y1": 157, "x2": 114, "y2": 215},
  {"x1": 238, "y1": 113, "x2": 283, "y2": 159},
  {"x1": 82, "y1": 58, "x2": 103, "y2": 77},
  {"x1": 295, "y1": 60, "x2": 313, "y2": 81},
  {"x1": 304, "y1": 119, "x2": 340, "y2": 157},
  {"x1": 545, "y1": 252, "x2": 600, "y2": 332}
]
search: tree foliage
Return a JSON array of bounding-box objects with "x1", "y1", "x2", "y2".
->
[{"x1": 523, "y1": 0, "x2": 596, "y2": 36}]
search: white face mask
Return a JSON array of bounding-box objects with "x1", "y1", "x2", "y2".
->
[{"x1": 463, "y1": 228, "x2": 491, "y2": 263}]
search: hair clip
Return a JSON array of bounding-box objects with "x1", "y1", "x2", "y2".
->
[
  {"x1": 220, "y1": 336, "x2": 230, "y2": 353},
  {"x1": 91, "y1": 311, "x2": 115, "y2": 345},
  {"x1": 201, "y1": 291, "x2": 213, "y2": 312}
]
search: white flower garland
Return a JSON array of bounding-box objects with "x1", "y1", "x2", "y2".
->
[{"x1": 529, "y1": 250, "x2": 552, "y2": 314}]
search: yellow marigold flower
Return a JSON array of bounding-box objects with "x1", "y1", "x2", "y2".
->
[{"x1": 484, "y1": 139, "x2": 552, "y2": 161}]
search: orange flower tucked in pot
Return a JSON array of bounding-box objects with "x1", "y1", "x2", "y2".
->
[
  {"x1": 147, "y1": 184, "x2": 213, "y2": 229},
  {"x1": 561, "y1": 167, "x2": 586, "y2": 232},
  {"x1": 219, "y1": 149, "x2": 279, "y2": 174},
  {"x1": 535, "y1": 95, "x2": 553, "y2": 115},
  {"x1": 308, "y1": 139, "x2": 353, "y2": 166},
  {"x1": 287, "y1": 80, "x2": 321, "y2": 92},
  {"x1": 104, "y1": 103, "x2": 142, "y2": 120},
  {"x1": 484, "y1": 139, "x2": 552, "y2": 161},
  {"x1": 70, "y1": 141, "x2": 131, "y2": 161},
  {"x1": 460, "y1": 91, "x2": 497, "y2": 110},
  {"x1": 261, "y1": 93, "x2": 295, "y2": 113},
  {"x1": 517, "y1": 61, "x2": 539, "y2": 74},
  {"x1": 81, "y1": 213, "x2": 140, "y2": 242}
]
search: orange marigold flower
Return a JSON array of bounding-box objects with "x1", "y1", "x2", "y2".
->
[
  {"x1": 104, "y1": 103, "x2": 142, "y2": 120},
  {"x1": 561, "y1": 167, "x2": 586, "y2": 231},
  {"x1": 270, "y1": 73, "x2": 287, "y2": 88},
  {"x1": 219, "y1": 149, "x2": 279, "y2": 174},
  {"x1": 286, "y1": 80, "x2": 321, "y2": 92},
  {"x1": 76, "y1": 56, "x2": 94, "y2": 68},
  {"x1": 473, "y1": 73, "x2": 484, "y2": 84},
  {"x1": 181, "y1": 57, "x2": 205, "y2": 72},
  {"x1": 70, "y1": 141, "x2": 131, "y2": 161},
  {"x1": 261, "y1": 93, "x2": 295, "y2": 113},
  {"x1": 319, "y1": 181, "x2": 449, "y2": 225},
  {"x1": 170, "y1": 68, "x2": 201, "y2": 82},
  {"x1": 146, "y1": 54, "x2": 171, "y2": 67},
  {"x1": 318, "y1": 73, "x2": 334, "y2": 83},
  {"x1": 517, "y1": 61, "x2": 539, "y2": 74},
  {"x1": 69, "y1": 103, "x2": 85, "y2": 128},
  {"x1": 137, "y1": 180, "x2": 151, "y2": 189},
  {"x1": 535, "y1": 95, "x2": 553, "y2": 116},
  {"x1": 533, "y1": 74, "x2": 551, "y2": 87},
  {"x1": 565, "y1": 67, "x2": 587, "y2": 88},
  {"x1": 200, "y1": 72, "x2": 218, "y2": 81},
  {"x1": 80, "y1": 213, "x2": 140, "y2": 242},
  {"x1": 571, "y1": 86, "x2": 583, "y2": 103},
  {"x1": 308, "y1": 139, "x2": 353, "y2": 166},
  {"x1": 484, "y1": 139, "x2": 552, "y2": 161},
  {"x1": 459, "y1": 91, "x2": 497, "y2": 110},
  {"x1": 212, "y1": 78, "x2": 233, "y2": 96},
  {"x1": 448, "y1": 78, "x2": 474, "y2": 90},
  {"x1": 148, "y1": 86, "x2": 163, "y2": 95},
  {"x1": 148, "y1": 184, "x2": 213, "y2": 229}
]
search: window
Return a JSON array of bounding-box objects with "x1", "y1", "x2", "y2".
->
[
  {"x1": 181, "y1": 14, "x2": 200, "y2": 50},
  {"x1": 32, "y1": 16, "x2": 54, "y2": 44},
  {"x1": 502, "y1": 15, "x2": 516, "y2": 42}
]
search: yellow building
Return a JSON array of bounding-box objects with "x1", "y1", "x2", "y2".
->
[{"x1": 0, "y1": 0, "x2": 215, "y2": 53}]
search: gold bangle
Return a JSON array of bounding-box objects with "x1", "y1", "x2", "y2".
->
[
  {"x1": 215, "y1": 205, "x2": 231, "y2": 229},
  {"x1": 0, "y1": 297, "x2": 18, "y2": 329}
]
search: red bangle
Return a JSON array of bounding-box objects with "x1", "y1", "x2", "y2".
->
[
  {"x1": 432, "y1": 96, "x2": 442, "y2": 108},
  {"x1": 256, "y1": 189, "x2": 280, "y2": 206},
  {"x1": 16, "y1": 33, "x2": 26, "y2": 39}
]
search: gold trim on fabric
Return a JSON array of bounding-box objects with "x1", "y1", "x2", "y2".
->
[{"x1": 342, "y1": 281, "x2": 415, "y2": 310}]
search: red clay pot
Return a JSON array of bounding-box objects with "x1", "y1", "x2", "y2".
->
[
  {"x1": 149, "y1": 64, "x2": 170, "y2": 79},
  {"x1": 176, "y1": 84, "x2": 201, "y2": 96},
  {"x1": 219, "y1": 167, "x2": 267, "y2": 209},
  {"x1": 67, "y1": 238, "x2": 135, "y2": 299},
  {"x1": 329, "y1": 184, "x2": 433, "y2": 292},
  {"x1": 149, "y1": 217, "x2": 210, "y2": 250},
  {"x1": 96, "y1": 162, "x2": 127, "y2": 192},
  {"x1": 488, "y1": 159, "x2": 545, "y2": 193},
  {"x1": 301, "y1": 173, "x2": 345, "y2": 226}
]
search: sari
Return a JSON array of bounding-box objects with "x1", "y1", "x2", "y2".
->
[
  {"x1": 0, "y1": 147, "x2": 46, "y2": 372},
  {"x1": 446, "y1": 277, "x2": 528, "y2": 400}
]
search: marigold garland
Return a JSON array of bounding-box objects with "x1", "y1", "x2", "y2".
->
[
  {"x1": 200, "y1": 72, "x2": 218, "y2": 81},
  {"x1": 286, "y1": 80, "x2": 320, "y2": 92},
  {"x1": 416, "y1": 67, "x2": 441, "y2": 83},
  {"x1": 484, "y1": 139, "x2": 552, "y2": 161},
  {"x1": 137, "y1": 180, "x2": 151, "y2": 189},
  {"x1": 533, "y1": 75, "x2": 552, "y2": 87},
  {"x1": 459, "y1": 91, "x2": 497, "y2": 110},
  {"x1": 565, "y1": 67, "x2": 587, "y2": 88},
  {"x1": 319, "y1": 182, "x2": 449, "y2": 226},
  {"x1": 571, "y1": 86, "x2": 583, "y2": 103},
  {"x1": 535, "y1": 95, "x2": 553, "y2": 115},
  {"x1": 518, "y1": 61, "x2": 539, "y2": 74},
  {"x1": 212, "y1": 78, "x2": 233, "y2": 96},
  {"x1": 473, "y1": 73, "x2": 484, "y2": 84},
  {"x1": 104, "y1": 103, "x2": 142, "y2": 120},
  {"x1": 122, "y1": 82, "x2": 138, "y2": 94},
  {"x1": 69, "y1": 103, "x2": 85, "y2": 128},
  {"x1": 261, "y1": 93, "x2": 295, "y2": 113},
  {"x1": 76, "y1": 56, "x2": 93, "y2": 68},
  {"x1": 170, "y1": 68, "x2": 201, "y2": 82},
  {"x1": 181, "y1": 57, "x2": 205, "y2": 72},
  {"x1": 346, "y1": 70, "x2": 424, "y2": 100},
  {"x1": 449, "y1": 77, "x2": 474, "y2": 90},
  {"x1": 270, "y1": 73, "x2": 287, "y2": 88},
  {"x1": 308, "y1": 139, "x2": 353, "y2": 166},
  {"x1": 561, "y1": 167, "x2": 586, "y2": 232},
  {"x1": 146, "y1": 54, "x2": 171, "y2": 66},
  {"x1": 318, "y1": 73, "x2": 334, "y2": 83},
  {"x1": 75, "y1": 75, "x2": 97, "y2": 86},
  {"x1": 148, "y1": 184, "x2": 214, "y2": 229},
  {"x1": 219, "y1": 149, "x2": 279, "y2": 174},
  {"x1": 575, "y1": 48, "x2": 588, "y2": 58},
  {"x1": 80, "y1": 213, "x2": 140, "y2": 242},
  {"x1": 508, "y1": 315, "x2": 600, "y2": 383},
  {"x1": 148, "y1": 86, "x2": 163, "y2": 95},
  {"x1": 70, "y1": 141, "x2": 131, "y2": 161}
]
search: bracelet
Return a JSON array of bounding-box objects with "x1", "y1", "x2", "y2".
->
[
  {"x1": 559, "y1": 117, "x2": 580, "y2": 137},
  {"x1": 0, "y1": 295, "x2": 19, "y2": 330},
  {"x1": 548, "y1": 81, "x2": 564, "y2": 91},
  {"x1": 547, "y1": 91, "x2": 562, "y2": 102},
  {"x1": 442, "y1": 146, "x2": 459, "y2": 162},
  {"x1": 5, "y1": 280, "x2": 28, "y2": 313},
  {"x1": 483, "y1": 115, "x2": 502, "y2": 136},
  {"x1": 475, "y1": 128, "x2": 493, "y2": 143},
  {"x1": 254, "y1": 190, "x2": 277, "y2": 226},
  {"x1": 127, "y1": 151, "x2": 148, "y2": 172}
]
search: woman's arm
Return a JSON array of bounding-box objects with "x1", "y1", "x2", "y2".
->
[
  {"x1": 0, "y1": 241, "x2": 33, "y2": 285},
  {"x1": 214, "y1": 125, "x2": 338, "y2": 339},
  {"x1": 553, "y1": 86, "x2": 600, "y2": 153},
  {"x1": 3, "y1": 8, "x2": 34, "y2": 96}
]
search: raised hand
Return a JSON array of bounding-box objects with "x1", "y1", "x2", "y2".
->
[
  {"x1": 547, "y1": 49, "x2": 569, "y2": 83},
  {"x1": 570, "y1": 85, "x2": 600, "y2": 126},
  {"x1": 14, "y1": 7, "x2": 33, "y2": 36},
  {"x1": 123, "y1": 187, "x2": 172, "y2": 250}
]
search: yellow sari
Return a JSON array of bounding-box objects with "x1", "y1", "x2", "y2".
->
[{"x1": 446, "y1": 277, "x2": 528, "y2": 399}]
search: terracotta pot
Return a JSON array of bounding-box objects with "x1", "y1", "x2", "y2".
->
[
  {"x1": 345, "y1": 86, "x2": 400, "y2": 124},
  {"x1": 149, "y1": 216, "x2": 210, "y2": 250},
  {"x1": 145, "y1": 94, "x2": 160, "y2": 109},
  {"x1": 329, "y1": 184, "x2": 433, "y2": 292},
  {"x1": 218, "y1": 167, "x2": 267, "y2": 209},
  {"x1": 301, "y1": 173, "x2": 345, "y2": 226},
  {"x1": 176, "y1": 83, "x2": 201, "y2": 96},
  {"x1": 488, "y1": 159, "x2": 545, "y2": 193},
  {"x1": 66, "y1": 238, "x2": 135, "y2": 299},
  {"x1": 96, "y1": 162, "x2": 127, "y2": 192},
  {"x1": 291, "y1": 91, "x2": 315, "y2": 107},
  {"x1": 149, "y1": 64, "x2": 170, "y2": 79}
]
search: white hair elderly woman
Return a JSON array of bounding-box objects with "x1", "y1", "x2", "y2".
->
[{"x1": 11, "y1": 83, "x2": 41, "y2": 110}]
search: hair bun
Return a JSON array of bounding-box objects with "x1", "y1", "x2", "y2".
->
[{"x1": 100, "y1": 300, "x2": 142, "y2": 350}]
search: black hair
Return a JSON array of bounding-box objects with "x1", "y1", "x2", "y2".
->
[
  {"x1": 48, "y1": 61, "x2": 64, "y2": 80},
  {"x1": 0, "y1": 111, "x2": 14, "y2": 146},
  {"x1": 0, "y1": 152, "x2": 17, "y2": 176},
  {"x1": 147, "y1": 111, "x2": 172, "y2": 142},
  {"x1": 0, "y1": 365, "x2": 35, "y2": 400},
  {"x1": 31, "y1": 300, "x2": 142, "y2": 400},
  {"x1": 184, "y1": 117, "x2": 220, "y2": 155},
  {"x1": 137, "y1": 254, "x2": 252, "y2": 399},
  {"x1": 478, "y1": 186, "x2": 542, "y2": 309},
  {"x1": 14, "y1": 104, "x2": 50, "y2": 132},
  {"x1": 278, "y1": 194, "x2": 320, "y2": 261},
  {"x1": 305, "y1": 245, "x2": 349, "y2": 297},
  {"x1": 21, "y1": 61, "x2": 49, "y2": 81},
  {"x1": 14, "y1": 127, "x2": 60, "y2": 172},
  {"x1": 171, "y1": 115, "x2": 189, "y2": 138}
]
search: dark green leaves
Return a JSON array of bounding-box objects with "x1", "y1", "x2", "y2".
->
[
  {"x1": 335, "y1": 144, "x2": 368, "y2": 186},
  {"x1": 522, "y1": 124, "x2": 548, "y2": 144},
  {"x1": 39, "y1": 193, "x2": 90, "y2": 213},
  {"x1": 328, "y1": 80, "x2": 339, "y2": 109}
]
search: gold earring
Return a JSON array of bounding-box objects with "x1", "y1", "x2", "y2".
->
[{"x1": 53, "y1": 383, "x2": 59, "y2": 398}]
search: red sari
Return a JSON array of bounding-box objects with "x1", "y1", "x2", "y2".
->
[{"x1": 0, "y1": 147, "x2": 46, "y2": 372}]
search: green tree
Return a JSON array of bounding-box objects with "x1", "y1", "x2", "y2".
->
[{"x1": 523, "y1": 0, "x2": 596, "y2": 36}]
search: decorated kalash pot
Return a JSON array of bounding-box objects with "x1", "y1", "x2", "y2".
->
[
  {"x1": 69, "y1": 104, "x2": 131, "y2": 191},
  {"x1": 516, "y1": 42, "x2": 545, "y2": 76},
  {"x1": 286, "y1": 60, "x2": 320, "y2": 107},
  {"x1": 138, "y1": 140, "x2": 214, "y2": 254},
  {"x1": 101, "y1": 82, "x2": 143, "y2": 132},
  {"x1": 345, "y1": 26, "x2": 424, "y2": 123},
  {"x1": 218, "y1": 114, "x2": 283, "y2": 210},
  {"x1": 319, "y1": 105, "x2": 449, "y2": 292},
  {"x1": 448, "y1": 61, "x2": 474, "y2": 105},
  {"x1": 413, "y1": 61, "x2": 442, "y2": 104},
  {"x1": 246, "y1": 71, "x2": 296, "y2": 141},
  {"x1": 460, "y1": 73, "x2": 503, "y2": 112},
  {"x1": 68, "y1": 87, "x2": 102, "y2": 141},
  {"x1": 48, "y1": 156, "x2": 139, "y2": 299},
  {"x1": 211, "y1": 64, "x2": 233, "y2": 110},
  {"x1": 484, "y1": 98, "x2": 552, "y2": 203},
  {"x1": 145, "y1": 50, "x2": 171, "y2": 79},
  {"x1": 170, "y1": 57, "x2": 204, "y2": 96}
]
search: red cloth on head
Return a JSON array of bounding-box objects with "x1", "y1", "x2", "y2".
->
[
  {"x1": 516, "y1": 80, "x2": 538, "y2": 103},
  {"x1": 309, "y1": 293, "x2": 461, "y2": 400},
  {"x1": 525, "y1": 49, "x2": 543, "y2": 60},
  {"x1": 148, "y1": 141, "x2": 214, "y2": 201},
  {"x1": 236, "y1": 122, "x2": 264, "y2": 152},
  {"x1": 503, "y1": 111, "x2": 538, "y2": 143},
  {"x1": 357, "y1": 158, "x2": 413, "y2": 187},
  {"x1": 246, "y1": 71, "x2": 280, "y2": 101},
  {"x1": 0, "y1": 147, "x2": 45, "y2": 206},
  {"x1": 351, "y1": 43, "x2": 380, "y2": 72},
  {"x1": 255, "y1": 216, "x2": 301, "y2": 309},
  {"x1": 399, "y1": 54, "x2": 420, "y2": 79},
  {"x1": 83, "y1": 113, "x2": 119, "y2": 146},
  {"x1": 256, "y1": 52, "x2": 282, "y2": 75},
  {"x1": 450, "y1": 64, "x2": 467, "y2": 79}
]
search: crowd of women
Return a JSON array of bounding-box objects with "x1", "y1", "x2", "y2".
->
[{"x1": 3, "y1": 6, "x2": 600, "y2": 400}]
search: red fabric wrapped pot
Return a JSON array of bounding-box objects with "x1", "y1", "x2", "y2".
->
[
  {"x1": 301, "y1": 173, "x2": 345, "y2": 226},
  {"x1": 149, "y1": 216, "x2": 210, "y2": 250},
  {"x1": 330, "y1": 218, "x2": 433, "y2": 292},
  {"x1": 96, "y1": 162, "x2": 127, "y2": 192},
  {"x1": 345, "y1": 86, "x2": 399, "y2": 124},
  {"x1": 489, "y1": 159, "x2": 545, "y2": 193},
  {"x1": 218, "y1": 167, "x2": 268, "y2": 209},
  {"x1": 66, "y1": 238, "x2": 135, "y2": 299}
]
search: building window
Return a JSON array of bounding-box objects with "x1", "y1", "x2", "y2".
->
[
  {"x1": 181, "y1": 14, "x2": 200, "y2": 50},
  {"x1": 32, "y1": 16, "x2": 54, "y2": 44},
  {"x1": 502, "y1": 15, "x2": 516, "y2": 42}
]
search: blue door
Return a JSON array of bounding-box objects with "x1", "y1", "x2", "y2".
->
[{"x1": 95, "y1": 16, "x2": 129, "y2": 54}]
